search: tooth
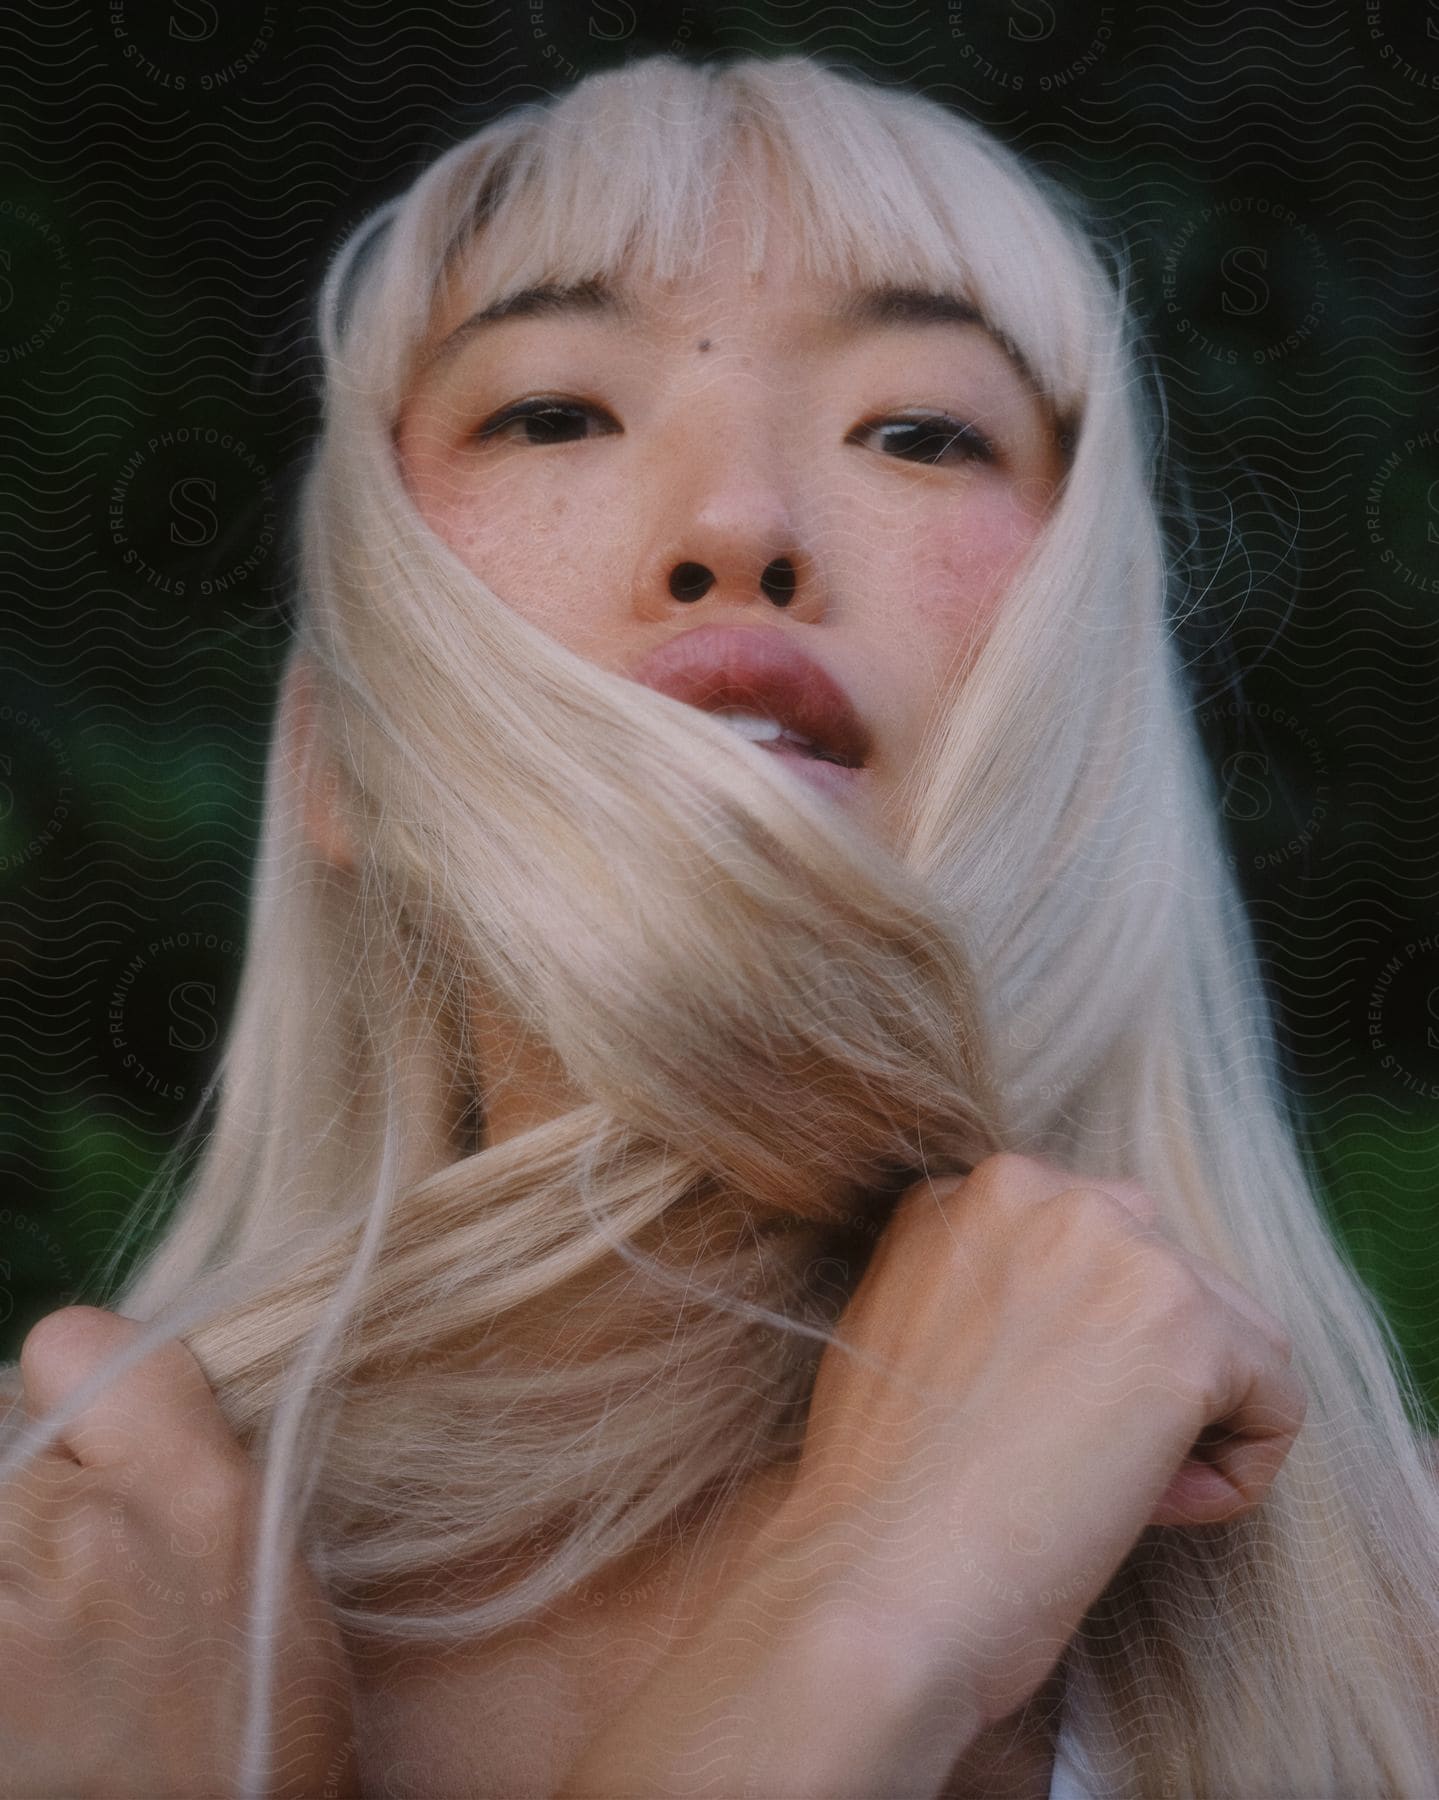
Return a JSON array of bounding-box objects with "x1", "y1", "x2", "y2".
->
[{"x1": 713, "y1": 710, "x2": 785, "y2": 743}]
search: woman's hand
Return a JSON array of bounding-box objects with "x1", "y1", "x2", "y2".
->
[
  {"x1": 558, "y1": 1151, "x2": 1306, "y2": 1799},
  {"x1": 770, "y1": 1150, "x2": 1308, "y2": 1742},
  {"x1": 0, "y1": 1306, "x2": 357, "y2": 1800}
]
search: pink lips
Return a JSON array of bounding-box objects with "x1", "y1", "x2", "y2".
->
[{"x1": 628, "y1": 625, "x2": 872, "y2": 770}]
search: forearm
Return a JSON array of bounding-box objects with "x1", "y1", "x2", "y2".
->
[{"x1": 552, "y1": 1543, "x2": 983, "y2": 1800}]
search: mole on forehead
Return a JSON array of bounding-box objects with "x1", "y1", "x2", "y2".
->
[{"x1": 425, "y1": 275, "x2": 1008, "y2": 370}]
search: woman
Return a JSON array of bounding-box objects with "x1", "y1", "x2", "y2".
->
[{"x1": 3, "y1": 49, "x2": 1438, "y2": 1799}]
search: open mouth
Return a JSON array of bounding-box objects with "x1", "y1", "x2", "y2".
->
[
  {"x1": 709, "y1": 708, "x2": 868, "y2": 804},
  {"x1": 630, "y1": 626, "x2": 873, "y2": 778},
  {"x1": 710, "y1": 708, "x2": 861, "y2": 768}
]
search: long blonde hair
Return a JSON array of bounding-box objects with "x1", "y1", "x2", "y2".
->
[{"x1": 7, "y1": 51, "x2": 1439, "y2": 1799}]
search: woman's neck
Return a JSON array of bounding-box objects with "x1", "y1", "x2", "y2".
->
[{"x1": 469, "y1": 992, "x2": 584, "y2": 1151}]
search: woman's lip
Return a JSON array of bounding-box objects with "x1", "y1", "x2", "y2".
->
[
  {"x1": 627, "y1": 625, "x2": 872, "y2": 768},
  {"x1": 757, "y1": 738, "x2": 868, "y2": 802}
]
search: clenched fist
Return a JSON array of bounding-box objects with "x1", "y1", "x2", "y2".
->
[
  {"x1": 556, "y1": 1153, "x2": 1310, "y2": 1800},
  {"x1": 0, "y1": 1307, "x2": 356, "y2": 1800}
]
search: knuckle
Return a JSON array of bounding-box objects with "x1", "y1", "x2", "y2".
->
[
  {"x1": 968, "y1": 1155, "x2": 1160, "y2": 1229},
  {"x1": 1103, "y1": 1177, "x2": 1160, "y2": 1225},
  {"x1": 1055, "y1": 1180, "x2": 1150, "y2": 1231},
  {"x1": 1065, "y1": 1225, "x2": 1208, "y2": 1334},
  {"x1": 1033, "y1": 1182, "x2": 1136, "y2": 1249},
  {"x1": 952, "y1": 1151, "x2": 1049, "y2": 1218},
  {"x1": 1047, "y1": 1180, "x2": 1119, "y2": 1218},
  {"x1": 1252, "y1": 1308, "x2": 1297, "y2": 1365},
  {"x1": 19, "y1": 1307, "x2": 114, "y2": 1389},
  {"x1": 1142, "y1": 1254, "x2": 1208, "y2": 1323},
  {"x1": 971, "y1": 1150, "x2": 1044, "y2": 1190}
]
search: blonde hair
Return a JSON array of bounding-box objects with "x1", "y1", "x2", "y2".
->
[{"x1": 7, "y1": 51, "x2": 1439, "y2": 1799}]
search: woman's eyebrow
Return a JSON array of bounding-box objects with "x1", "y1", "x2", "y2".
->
[
  {"x1": 422, "y1": 277, "x2": 1010, "y2": 374},
  {"x1": 829, "y1": 287, "x2": 982, "y2": 332},
  {"x1": 422, "y1": 278, "x2": 633, "y2": 372},
  {"x1": 821, "y1": 287, "x2": 1049, "y2": 409}
]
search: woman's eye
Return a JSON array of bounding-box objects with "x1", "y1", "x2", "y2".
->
[
  {"x1": 472, "y1": 398, "x2": 617, "y2": 447},
  {"x1": 469, "y1": 399, "x2": 993, "y2": 466},
  {"x1": 851, "y1": 413, "x2": 997, "y2": 467}
]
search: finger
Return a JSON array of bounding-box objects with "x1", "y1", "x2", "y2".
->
[
  {"x1": 1062, "y1": 1176, "x2": 1158, "y2": 1228},
  {"x1": 922, "y1": 1156, "x2": 1157, "y2": 1228},
  {"x1": 885, "y1": 1160, "x2": 1158, "y2": 1314},
  {"x1": 1061, "y1": 1189, "x2": 1291, "y2": 1364},
  {"x1": 1181, "y1": 1253, "x2": 1295, "y2": 1361},
  {"x1": 1211, "y1": 1346, "x2": 1309, "y2": 1478},
  {"x1": 986, "y1": 1156, "x2": 1161, "y2": 1229},
  {"x1": 19, "y1": 1307, "x2": 250, "y2": 1486},
  {"x1": 1150, "y1": 1347, "x2": 1308, "y2": 1528}
]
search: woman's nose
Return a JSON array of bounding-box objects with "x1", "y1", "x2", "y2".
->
[{"x1": 631, "y1": 413, "x2": 823, "y2": 622}]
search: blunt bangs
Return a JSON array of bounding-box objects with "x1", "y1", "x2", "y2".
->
[{"x1": 335, "y1": 56, "x2": 1103, "y2": 434}]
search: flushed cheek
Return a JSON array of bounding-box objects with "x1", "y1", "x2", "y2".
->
[{"x1": 910, "y1": 495, "x2": 1049, "y2": 634}]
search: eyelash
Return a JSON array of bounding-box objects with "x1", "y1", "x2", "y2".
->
[{"x1": 471, "y1": 397, "x2": 999, "y2": 468}]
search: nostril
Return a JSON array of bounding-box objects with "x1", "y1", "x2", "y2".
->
[
  {"x1": 669, "y1": 562, "x2": 714, "y2": 602},
  {"x1": 761, "y1": 557, "x2": 796, "y2": 607}
]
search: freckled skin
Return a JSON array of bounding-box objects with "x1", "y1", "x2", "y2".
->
[
  {"x1": 360, "y1": 192, "x2": 1082, "y2": 1800},
  {"x1": 395, "y1": 183, "x2": 1068, "y2": 848}
]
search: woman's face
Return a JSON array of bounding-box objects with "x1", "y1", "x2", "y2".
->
[{"x1": 395, "y1": 183, "x2": 1069, "y2": 844}]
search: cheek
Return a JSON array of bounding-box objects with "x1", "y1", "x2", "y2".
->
[
  {"x1": 906, "y1": 490, "x2": 1049, "y2": 636},
  {"x1": 400, "y1": 453, "x2": 600, "y2": 638}
]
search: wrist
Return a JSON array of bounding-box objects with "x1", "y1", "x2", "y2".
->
[
  {"x1": 750, "y1": 1608, "x2": 984, "y2": 1800},
  {"x1": 561, "y1": 1529, "x2": 980, "y2": 1800}
]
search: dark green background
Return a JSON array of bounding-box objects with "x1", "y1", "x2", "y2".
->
[{"x1": 2, "y1": 2, "x2": 1437, "y2": 1414}]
